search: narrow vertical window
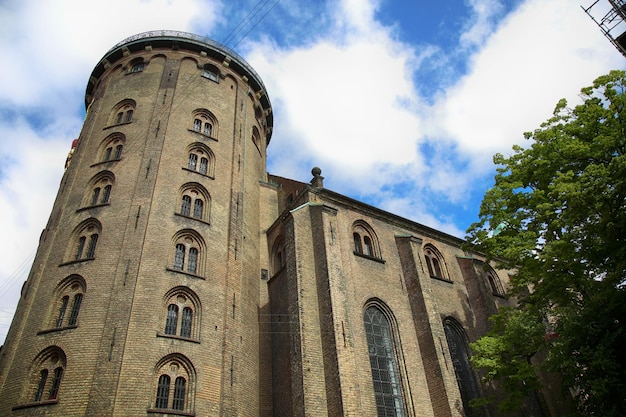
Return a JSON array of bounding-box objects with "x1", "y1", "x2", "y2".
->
[
  {"x1": 124, "y1": 109, "x2": 133, "y2": 123},
  {"x1": 75, "y1": 236, "x2": 86, "y2": 260},
  {"x1": 364, "y1": 236, "x2": 373, "y2": 256},
  {"x1": 165, "y1": 304, "x2": 178, "y2": 335},
  {"x1": 56, "y1": 296, "x2": 69, "y2": 327},
  {"x1": 187, "y1": 248, "x2": 198, "y2": 274},
  {"x1": 67, "y1": 293, "x2": 83, "y2": 326},
  {"x1": 193, "y1": 119, "x2": 202, "y2": 132},
  {"x1": 444, "y1": 320, "x2": 483, "y2": 417},
  {"x1": 172, "y1": 377, "x2": 186, "y2": 410},
  {"x1": 188, "y1": 153, "x2": 198, "y2": 171},
  {"x1": 193, "y1": 199, "x2": 203, "y2": 219},
  {"x1": 354, "y1": 233, "x2": 363, "y2": 254},
  {"x1": 432, "y1": 257, "x2": 442, "y2": 278},
  {"x1": 114, "y1": 144, "x2": 123, "y2": 159},
  {"x1": 91, "y1": 187, "x2": 101, "y2": 206},
  {"x1": 34, "y1": 369, "x2": 48, "y2": 402},
  {"x1": 155, "y1": 375, "x2": 171, "y2": 409},
  {"x1": 48, "y1": 367, "x2": 63, "y2": 400},
  {"x1": 102, "y1": 184, "x2": 112, "y2": 203},
  {"x1": 203, "y1": 122, "x2": 212, "y2": 136},
  {"x1": 116, "y1": 112, "x2": 124, "y2": 124},
  {"x1": 181, "y1": 195, "x2": 191, "y2": 216},
  {"x1": 180, "y1": 307, "x2": 192, "y2": 338},
  {"x1": 364, "y1": 306, "x2": 405, "y2": 417},
  {"x1": 104, "y1": 147, "x2": 113, "y2": 161},
  {"x1": 173, "y1": 244, "x2": 185, "y2": 270},
  {"x1": 199, "y1": 157, "x2": 208, "y2": 175},
  {"x1": 86, "y1": 234, "x2": 98, "y2": 258}
]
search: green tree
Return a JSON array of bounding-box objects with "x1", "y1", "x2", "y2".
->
[{"x1": 466, "y1": 70, "x2": 626, "y2": 416}]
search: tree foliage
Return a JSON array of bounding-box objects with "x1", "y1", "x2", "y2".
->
[{"x1": 466, "y1": 70, "x2": 626, "y2": 416}]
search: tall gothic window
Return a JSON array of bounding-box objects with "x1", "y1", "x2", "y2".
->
[
  {"x1": 444, "y1": 318, "x2": 484, "y2": 417},
  {"x1": 364, "y1": 305, "x2": 405, "y2": 417}
]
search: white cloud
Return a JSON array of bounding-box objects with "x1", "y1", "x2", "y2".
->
[{"x1": 434, "y1": 0, "x2": 623, "y2": 171}]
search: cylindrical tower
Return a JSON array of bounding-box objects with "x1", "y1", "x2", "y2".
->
[{"x1": 0, "y1": 31, "x2": 272, "y2": 416}]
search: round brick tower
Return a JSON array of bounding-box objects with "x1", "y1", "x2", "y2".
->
[{"x1": 0, "y1": 31, "x2": 272, "y2": 416}]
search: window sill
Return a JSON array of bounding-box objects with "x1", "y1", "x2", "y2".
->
[
  {"x1": 181, "y1": 167, "x2": 215, "y2": 179},
  {"x1": 147, "y1": 408, "x2": 195, "y2": 416},
  {"x1": 156, "y1": 332, "x2": 200, "y2": 344},
  {"x1": 91, "y1": 158, "x2": 122, "y2": 168},
  {"x1": 76, "y1": 202, "x2": 110, "y2": 213},
  {"x1": 103, "y1": 121, "x2": 132, "y2": 130},
  {"x1": 187, "y1": 128, "x2": 217, "y2": 142},
  {"x1": 13, "y1": 399, "x2": 58, "y2": 410},
  {"x1": 37, "y1": 325, "x2": 78, "y2": 335},
  {"x1": 174, "y1": 212, "x2": 210, "y2": 226},
  {"x1": 166, "y1": 267, "x2": 206, "y2": 280},
  {"x1": 59, "y1": 257, "x2": 95, "y2": 267},
  {"x1": 353, "y1": 251, "x2": 385, "y2": 264},
  {"x1": 430, "y1": 275, "x2": 453, "y2": 284}
]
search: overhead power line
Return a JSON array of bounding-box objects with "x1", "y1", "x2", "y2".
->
[{"x1": 222, "y1": 0, "x2": 281, "y2": 48}]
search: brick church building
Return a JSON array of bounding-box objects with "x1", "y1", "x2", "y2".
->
[{"x1": 0, "y1": 31, "x2": 567, "y2": 416}]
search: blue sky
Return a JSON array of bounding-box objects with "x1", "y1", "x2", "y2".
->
[{"x1": 0, "y1": 0, "x2": 623, "y2": 343}]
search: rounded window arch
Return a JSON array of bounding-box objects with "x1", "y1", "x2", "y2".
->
[
  {"x1": 190, "y1": 108, "x2": 218, "y2": 139},
  {"x1": 443, "y1": 318, "x2": 484, "y2": 417},
  {"x1": 65, "y1": 218, "x2": 102, "y2": 262},
  {"x1": 48, "y1": 275, "x2": 86, "y2": 330},
  {"x1": 363, "y1": 299, "x2": 407, "y2": 417},
  {"x1": 128, "y1": 57, "x2": 146, "y2": 73},
  {"x1": 185, "y1": 142, "x2": 215, "y2": 177},
  {"x1": 271, "y1": 236, "x2": 286, "y2": 276},
  {"x1": 251, "y1": 126, "x2": 262, "y2": 154},
  {"x1": 152, "y1": 354, "x2": 196, "y2": 413},
  {"x1": 109, "y1": 99, "x2": 136, "y2": 126},
  {"x1": 161, "y1": 286, "x2": 201, "y2": 340},
  {"x1": 423, "y1": 244, "x2": 449, "y2": 281},
  {"x1": 25, "y1": 346, "x2": 67, "y2": 404},
  {"x1": 98, "y1": 133, "x2": 125, "y2": 163},
  {"x1": 170, "y1": 229, "x2": 206, "y2": 276},
  {"x1": 201, "y1": 63, "x2": 220, "y2": 82},
  {"x1": 352, "y1": 220, "x2": 381, "y2": 259},
  {"x1": 485, "y1": 266, "x2": 505, "y2": 297},
  {"x1": 84, "y1": 171, "x2": 115, "y2": 207},
  {"x1": 178, "y1": 183, "x2": 210, "y2": 223}
]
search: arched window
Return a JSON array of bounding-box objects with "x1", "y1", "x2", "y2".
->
[
  {"x1": 201, "y1": 63, "x2": 220, "y2": 82},
  {"x1": 110, "y1": 99, "x2": 136, "y2": 126},
  {"x1": 27, "y1": 347, "x2": 66, "y2": 404},
  {"x1": 352, "y1": 221, "x2": 382, "y2": 260},
  {"x1": 98, "y1": 133, "x2": 125, "y2": 163},
  {"x1": 486, "y1": 267, "x2": 505, "y2": 297},
  {"x1": 85, "y1": 171, "x2": 115, "y2": 207},
  {"x1": 171, "y1": 230, "x2": 205, "y2": 276},
  {"x1": 67, "y1": 219, "x2": 101, "y2": 262},
  {"x1": 423, "y1": 244, "x2": 448, "y2": 280},
  {"x1": 129, "y1": 58, "x2": 145, "y2": 73},
  {"x1": 161, "y1": 287, "x2": 201, "y2": 340},
  {"x1": 178, "y1": 183, "x2": 210, "y2": 223},
  {"x1": 444, "y1": 318, "x2": 484, "y2": 417},
  {"x1": 152, "y1": 355, "x2": 195, "y2": 413},
  {"x1": 180, "y1": 195, "x2": 191, "y2": 217},
  {"x1": 49, "y1": 275, "x2": 86, "y2": 330},
  {"x1": 364, "y1": 303, "x2": 405, "y2": 417},
  {"x1": 185, "y1": 143, "x2": 215, "y2": 177},
  {"x1": 251, "y1": 126, "x2": 262, "y2": 154},
  {"x1": 190, "y1": 109, "x2": 218, "y2": 139},
  {"x1": 271, "y1": 237, "x2": 286, "y2": 276}
]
